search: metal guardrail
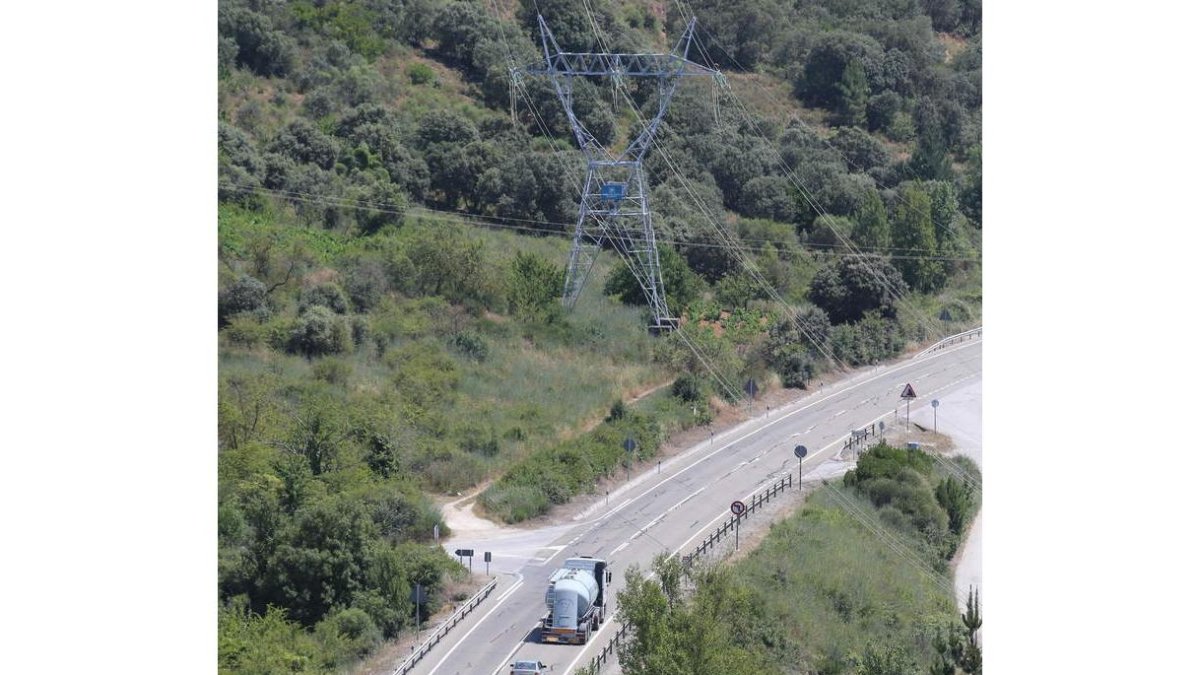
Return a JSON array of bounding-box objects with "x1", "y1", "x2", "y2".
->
[
  {"x1": 582, "y1": 473, "x2": 793, "y2": 673},
  {"x1": 391, "y1": 578, "x2": 499, "y2": 675},
  {"x1": 914, "y1": 326, "x2": 983, "y2": 358},
  {"x1": 843, "y1": 421, "x2": 885, "y2": 456},
  {"x1": 582, "y1": 621, "x2": 629, "y2": 673},
  {"x1": 680, "y1": 473, "x2": 794, "y2": 569}
]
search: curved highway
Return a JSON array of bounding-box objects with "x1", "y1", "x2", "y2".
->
[{"x1": 408, "y1": 337, "x2": 983, "y2": 675}]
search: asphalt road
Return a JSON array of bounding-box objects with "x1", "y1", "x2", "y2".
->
[{"x1": 410, "y1": 337, "x2": 983, "y2": 675}]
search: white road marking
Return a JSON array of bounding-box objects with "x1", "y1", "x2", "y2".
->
[
  {"x1": 427, "y1": 573, "x2": 524, "y2": 675},
  {"x1": 488, "y1": 622, "x2": 543, "y2": 675},
  {"x1": 446, "y1": 340, "x2": 984, "y2": 672},
  {"x1": 609, "y1": 541, "x2": 630, "y2": 556},
  {"x1": 833, "y1": 409, "x2": 847, "y2": 418}
]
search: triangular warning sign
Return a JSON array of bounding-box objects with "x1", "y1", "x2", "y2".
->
[{"x1": 900, "y1": 383, "x2": 917, "y2": 399}]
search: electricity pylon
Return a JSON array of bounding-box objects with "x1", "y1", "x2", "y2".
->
[{"x1": 515, "y1": 15, "x2": 722, "y2": 332}]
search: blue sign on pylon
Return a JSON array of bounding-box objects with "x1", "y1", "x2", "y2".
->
[{"x1": 600, "y1": 182, "x2": 626, "y2": 202}]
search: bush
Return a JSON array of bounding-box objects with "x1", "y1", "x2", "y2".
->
[
  {"x1": 224, "y1": 314, "x2": 266, "y2": 348},
  {"x1": 219, "y1": 275, "x2": 269, "y2": 326},
  {"x1": 671, "y1": 374, "x2": 703, "y2": 403},
  {"x1": 449, "y1": 331, "x2": 488, "y2": 362},
  {"x1": 300, "y1": 283, "x2": 350, "y2": 315},
  {"x1": 607, "y1": 399, "x2": 627, "y2": 422},
  {"x1": 288, "y1": 306, "x2": 351, "y2": 357},
  {"x1": 312, "y1": 358, "x2": 351, "y2": 386},
  {"x1": 407, "y1": 61, "x2": 436, "y2": 85},
  {"x1": 480, "y1": 484, "x2": 552, "y2": 523},
  {"x1": 314, "y1": 607, "x2": 382, "y2": 660}
]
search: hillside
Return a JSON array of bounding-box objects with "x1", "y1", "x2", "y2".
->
[{"x1": 217, "y1": 0, "x2": 982, "y2": 671}]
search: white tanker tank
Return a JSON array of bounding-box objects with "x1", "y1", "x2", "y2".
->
[{"x1": 540, "y1": 556, "x2": 611, "y2": 645}]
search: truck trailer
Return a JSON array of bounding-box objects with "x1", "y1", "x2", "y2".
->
[{"x1": 540, "y1": 556, "x2": 611, "y2": 645}]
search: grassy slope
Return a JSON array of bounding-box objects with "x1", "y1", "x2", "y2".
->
[
  {"x1": 735, "y1": 487, "x2": 957, "y2": 671},
  {"x1": 723, "y1": 447, "x2": 982, "y2": 673}
]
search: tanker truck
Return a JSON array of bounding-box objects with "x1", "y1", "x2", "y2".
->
[{"x1": 540, "y1": 556, "x2": 611, "y2": 645}]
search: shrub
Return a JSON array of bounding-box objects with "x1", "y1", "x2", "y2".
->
[
  {"x1": 312, "y1": 358, "x2": 351, "y2": 386},
  {"x1": 288, "y1": 306, "x2": 351, "y2": 357},
  {"x1": 224, "y1": 314, "x2": 266, "y2": 348},
  {"x1": 219, "y1": 275, "x2": 269, "y2": 325},
  {"x1": 671, "y1": 374, "x2": 703, "y2": 403},
  {"x1": 314, "y1": 607, "x2": 381, "y2": 660},
  {"x1": 407, "y1": 61, "x2": 435, "y2": 85},
  {"x1": 607, "y1": 399, "x2": 627, "y2": 422},
  {"x1": 480, "y1": 484, "x2": 551, "y2": 523},
  {"x1": 449, "y1": 331, "x2": 488, "y2": 362},
  {"x1": 300, "y1": 283, "x2": 350, "y2": 315}
]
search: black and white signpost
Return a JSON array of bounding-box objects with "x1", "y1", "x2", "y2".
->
[
  {"x1": 931, "y1": 399, "x2": 940, "y2": 433},
  {"x1": 731, "y1": 500, "x2": 747, "y2": 550},
  {"x1": 794, "y1": 444, "x2": 808, "y2": 488}
]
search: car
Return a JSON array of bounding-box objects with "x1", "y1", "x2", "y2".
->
[{"x1": 510, "y1": 660, "x2": 552, "y2": 675}]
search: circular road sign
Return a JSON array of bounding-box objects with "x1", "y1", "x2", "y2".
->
[
  {"x1": 794, "y1": 444, "x2": 808, "y2": 459},
  {"x1": 730, "y1": 500, "x2": 746, "y2": 516},
  {"x1": 932, "y1": 399, "x2": 940, "y2": 409}
]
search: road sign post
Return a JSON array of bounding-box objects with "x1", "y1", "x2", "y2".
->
[
  {"x1": 485, "y1": 551, "x2": 492, "y2": 576},
  {"x1": 411, "y1": 583, "x2": 426, "y2": 633},
  {"x1": 624, "y1": 437, "x2": 636, "y2": 482},
  {"x1": 932, "y1": 399, "x2": 940, "y2": 433},
  {"x1": 731, "y1": 500, "x2": 746, "y2": 550},
  {"x1": 900, "y1": 383, "x2": 917, "y2": 430},
  {"x1": 794, "y1": 445, "x2": 808, "y2": 488}
]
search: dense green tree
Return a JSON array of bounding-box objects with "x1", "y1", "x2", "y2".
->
[
  {"x1": 798, "y1": 31, "x2": 885, "y2": 110},
  {"x1": 507, "y1": 251, "x2": 565, "y2": 321},
  {"x1": 935, "y1": 476, "x2": 973, "y2": 536},
  {"x1": 835, "y1": 59, "x2": 870, "y2": 128},
  {"x1": 891, "y1": 183, "x2": 945, "y2": 292},
  {"x1": 910, "y1": 103, "x2": 953, "y2": 180},
  {"x1": 672, "y1": 0, "x2": 787, "y2": 70},
  {"x1": 603, "y1": 245, "x2": 703, "y2": 312},
  {"x1": 431, "y1": 1, "x2": 496, "y2": 68},
  {"x1": 739, "y1": 175, "x2": 797, "y2": 223},
  {"x1": 270, "y1": 120, "x2": 340, "y2": 171},
  {"x1": 808, "y1": 254, "x2": 907, "y2": 324},
  {"x1": 219, "y1": 4, "x2": 297, "y2": 77},
  {"x1": 716, "y1": 272, "x2": 767, "y2": 310},
  {"x1": 764, "y1": 308, "x2": 830, "y2": 388},
  {"x1": 922, "y1": 0, "x2": 962, "y2": 33},
  {"x1": 866, "y1": 90, "x2": 904, "y2": 132},
  {"x1": 260, "y1": 497, "x2": 378, "y2": 625},
  {"x1": 831, "y1": 127, "x2": 890, "y2": 174},
  {"x1": 853, "y1": 187, "x2": 891, "y2": 250},
  {"x1": 926, "y1": 180, "x2": 959, "y2": 244}
]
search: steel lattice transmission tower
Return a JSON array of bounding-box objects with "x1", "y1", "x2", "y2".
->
[{"x1": 515, "y1": 15, "x2": 722, "y2": 332}]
